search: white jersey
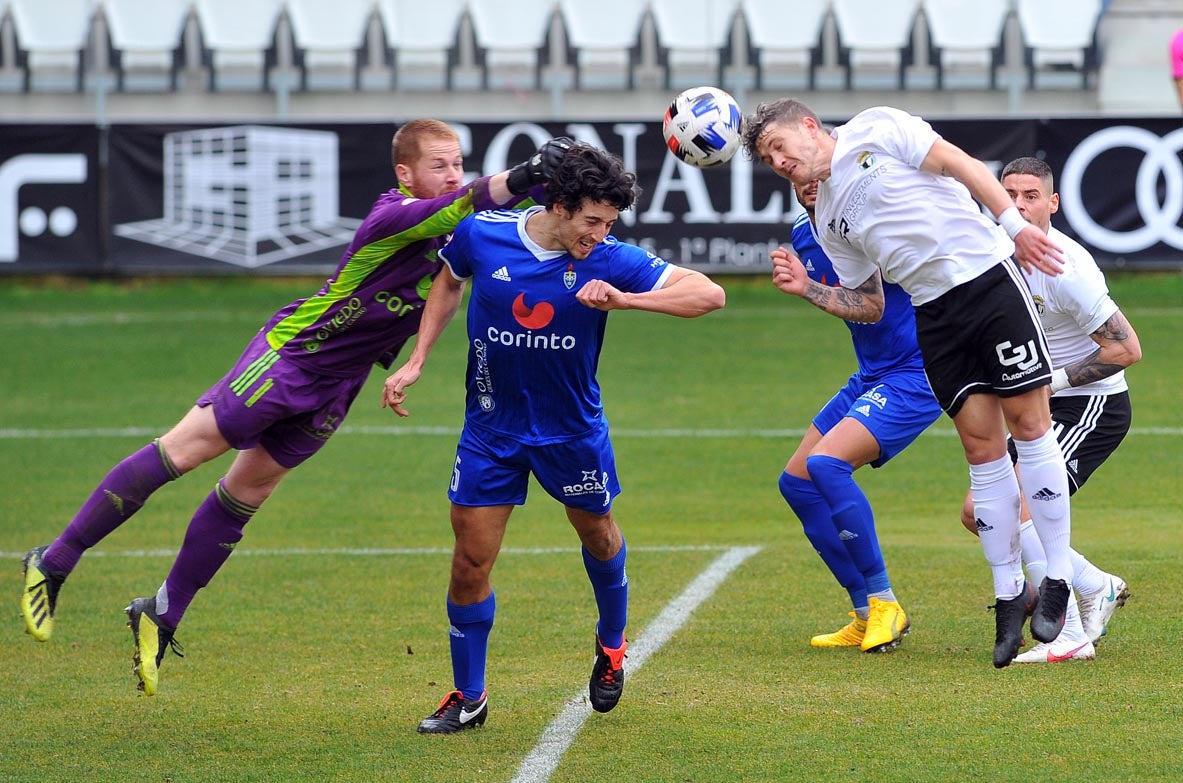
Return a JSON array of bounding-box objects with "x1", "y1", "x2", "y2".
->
[
  {"x1": 1023, "y1": 226, "x2": 1126, "y2": 397},
  {"x1": 815, "y1": 107, "x2": 1014, "y2": 306}
]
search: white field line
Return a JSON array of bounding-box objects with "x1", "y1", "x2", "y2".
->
[
  {"x1": 509, "y1": 545, "x2": 763, "y2": 783},
  {"x1": 0, "y1": 544, "x2": 734, "y2": 560},
  {"x1": 1, "y1": 425, "x2": 1180, "y2": 439}
]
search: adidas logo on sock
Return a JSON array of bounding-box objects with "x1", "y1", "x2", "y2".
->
[
  {"x1": 1032, "y1": 487, "x2": 1062, "y2": 501},
  {"x1": 975, "y1": 518, "x2": 994, "y2": 532},
  {"x1": 492, "y1": 266, "x2": 511, "y2": 281},
  {"x1": 838, "y1": 529, "x2": 858, "y2": 541}
]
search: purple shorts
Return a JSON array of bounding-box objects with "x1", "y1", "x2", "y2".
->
[{"x1": 197, "y1": 331, "x2": 368, "y2": 468}]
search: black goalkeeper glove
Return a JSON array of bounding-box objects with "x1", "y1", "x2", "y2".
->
[{"x1": 506, "y1": 136, "x2": 574, "y2": 195}]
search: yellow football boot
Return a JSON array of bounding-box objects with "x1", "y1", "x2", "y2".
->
[
  {"x1": 810, "y1": 612, "x2": 867, "y2": 647},
  {"x1": 861, "y1": 597, "x2": 910, "y2": 653}
]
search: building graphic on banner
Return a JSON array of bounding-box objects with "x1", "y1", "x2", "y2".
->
[{"x1": 115, "y1": 126, "x2": 360, "y2": 268}]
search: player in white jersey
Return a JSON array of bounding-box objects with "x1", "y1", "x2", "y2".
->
[
  {"x1": 381, "y1": 143, "x2": 725, "y2": 732},
  {"x1": 743, "y1": 100, "x2": 1073, "y2": 668},
  {"x1": 960, "y1": 157, "x2": 1141, "y2": 663}
]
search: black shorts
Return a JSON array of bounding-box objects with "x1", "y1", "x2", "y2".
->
[
  {"x1": 915, "y1": 262, "x2": 1052, "y2": 417},
  {"x1": 1007, "y1": 391, "x2": 1132, "y2": 494}
]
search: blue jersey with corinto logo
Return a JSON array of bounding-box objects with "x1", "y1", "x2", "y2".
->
[{"x1": 439, "y1": 206, "x2": 672, "y2": 444}]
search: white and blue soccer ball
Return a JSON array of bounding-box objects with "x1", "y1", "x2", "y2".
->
[{"x1": 662, "y1": 86, "x2": 743, "y2": 168}]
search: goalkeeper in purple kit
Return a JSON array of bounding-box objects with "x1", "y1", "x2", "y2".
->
[
  {"x1": 20, "y1": 119, "x2": 570, "y2": 696},
  {"x1": 382, "y1": 143, "x2": 725, "y2": 733}
]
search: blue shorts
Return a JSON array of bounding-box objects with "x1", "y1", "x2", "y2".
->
[
  {"x1": 197, "y1": 331, "x2": 367, "y2": 469},
  {"x1": 813, "y1": 368, "x2": 942, "y2": 468},
  {"x1": 448, "y1": 422, "x2": 622, "y2": 512}
]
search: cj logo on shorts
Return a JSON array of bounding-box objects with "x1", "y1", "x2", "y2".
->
[{"x1": 996, "y1": 339, "x2": 1044, "y2": 383}]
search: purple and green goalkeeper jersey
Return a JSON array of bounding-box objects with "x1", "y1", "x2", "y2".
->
[
  {"x1": 259, "y1": 176, "x2": 516, "y2": 377},
  {"x1": 439, "y1": 205, "x2": 673, "y2": 445},
  {"x1": 790, "y1": 210, "x2": 925, "y2": 381}
]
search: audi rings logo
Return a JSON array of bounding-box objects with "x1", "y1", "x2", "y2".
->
[{"x1": 1061, "y1": 126, "x2": 1183, "y2": 253}]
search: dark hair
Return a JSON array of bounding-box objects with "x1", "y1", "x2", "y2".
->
[
  {"x1": 545, "y1": 143, "x2": 638, "y2": 214},
  {"x1": 1001, "y1": 156, "x2": 1054, "y2": 191},
  {"x1": 740, "y1": 98, "x2": 820, "y2": 160}
]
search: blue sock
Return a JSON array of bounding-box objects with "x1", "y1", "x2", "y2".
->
[
  {"x1": 805, "y1": 455, "x2": 891, "y2": 595},
  {"x1": 582, "y1": 539, "x2": 628, "y2": 649},
  {"x1": 778, "y1": 470, "x2": 868, "y2": 610},
  {"x1": 447, "y1": 592, "x2": 495, "y2": 700}
]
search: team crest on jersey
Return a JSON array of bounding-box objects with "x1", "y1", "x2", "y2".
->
[
  {"x1": 1032, "y1": 294, "x2": 1046, "y2": 315},
  {"x1": 857, "y1": 151, "x2": 876, "y2": 170},
  {"x1": 563, "y1": 263, "x2": 577, "y2": 290}
]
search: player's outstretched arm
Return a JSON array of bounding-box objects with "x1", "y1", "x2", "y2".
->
[
  {"x1": 575, "y1": 267, "x2": 725, "y2": 317},
  {"x1": 920, "y1": 139, "x2": 1065, "y2": 276},
  {"x1": 381, "y1": 270, "x2": 467, "y2": 417},
  {"x1": 489, "y1": 136, "x2": 574, "y2": 205},
  {"x1": 773, "y1": 246, "x2": 885, "y2": 323}
]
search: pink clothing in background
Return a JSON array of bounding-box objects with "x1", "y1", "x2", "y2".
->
[{"x1": 1172, "y1": 29, "x2": 1183, "y2": 78}]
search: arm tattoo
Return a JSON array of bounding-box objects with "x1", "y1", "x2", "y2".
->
[
  {"x1": 1065, "y1": 312, "x2": 1133, "y2": 386},
  {"x1": 801, "y1": 273, "x2": 884, "y2": 323},
  {"x1": 1093, "y1": 312, "x2": 1131, "y2": 342}
]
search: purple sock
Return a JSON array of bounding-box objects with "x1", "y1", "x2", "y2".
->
[
  {"x1": 43, "y1": 441, "x2": 180, "y2": 575},
  {"x1": 157, "y1": 479, "x2": 257, "y2": 629}
]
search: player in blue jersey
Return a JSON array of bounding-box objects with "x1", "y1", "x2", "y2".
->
[
  {"x1": 19, "y1": 119, "x2": 570, "y2": 695},
  {"x1": 381, "y1": 143, "x2": 726, "y2": 733},
  {"x1": 773, "y1": 178, "x2": 941, "y2": 653}
]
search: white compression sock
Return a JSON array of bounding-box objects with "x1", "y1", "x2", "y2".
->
[
  {"x1": 1013, "y1": 430, "x2": 1073, "y2": 584},
  {"x1": 1071, "y1": 549, "x2": 1109, "y2": 595},
  {"x1": 1022, "y1": 520, "x2": 1086, "y2": 641},
  {"x1": 1019, "y1": 519, "x2": 1046, "y2": 586},
  {"x1": 970, "y1": 454, "x2": 1024, "y2": 599},
  {"x1": 1062, "y1": 590, "x2": 1086, "y2": 641}
]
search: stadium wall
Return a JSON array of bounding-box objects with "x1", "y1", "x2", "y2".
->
[{"x1": 2, "y1": 117, "x2": 1182, "y2": 275}]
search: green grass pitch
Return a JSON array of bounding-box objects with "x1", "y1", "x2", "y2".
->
[{"x1": 1, "y1": 273, "x2": 1181, "y2": 782}]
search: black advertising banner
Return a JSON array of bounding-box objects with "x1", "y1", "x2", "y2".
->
[
  {"x1": 101, "y1": 118, "x2": 1041, "y2": 275},
  {"x1": 1036, "y1": 118, "x2": 1183, "y2": 268},
  {"x1": 2, "y1": 118, "x2": 1181, "y2": 274},
  {"x1": 0, "y1": 124, "x2": 101, "y2": 273},
  {"x1": 106, "y1": 123, "x2": 401, "y2": 273}
]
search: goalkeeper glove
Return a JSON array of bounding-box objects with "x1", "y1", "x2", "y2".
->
[{"x1": 506, "y1": 136, "x2": 574, "y2": 195}]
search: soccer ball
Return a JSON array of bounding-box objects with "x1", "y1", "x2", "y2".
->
[{"x1": 662, "y1": 86, "x2": 743, "y2": 168}]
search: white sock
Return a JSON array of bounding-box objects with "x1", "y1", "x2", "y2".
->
[
  {"x1": 1013, "y1": 431, "x2": 1073, "y2": 583},
  {"x1": 1071, "y1": 549, "x2": 1109, "y2": 595},
  {"x1": 155, "y1": 580, "x2": 170, "y2": 613},
  {"x1": 1061, "y1": 591, "x2": 1086, "y2": 641},
  {"x1": 1018, "y1": 519, "x2": 1046, "y2": 587},
  {"x1": 970, "y1": 454, "x2": 1023, "y2": 599}
]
